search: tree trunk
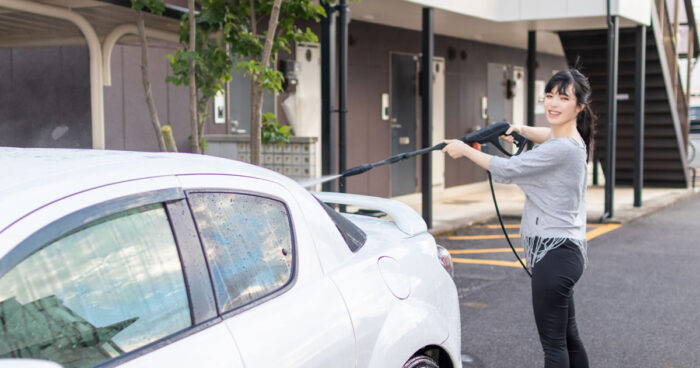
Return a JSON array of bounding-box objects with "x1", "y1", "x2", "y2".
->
[
  {"x1": 198, "y1": 99, "x2": 211, "y2": 150},
  {"x1": 250, "y1": 82, "x2": 263, "y2": 165},
  {"x1": 188, "y1": 0, "x2": 200, "y2": 153},
  {"x1": 249, "y1": 0, "x2": 283, "y2": 165},
  {"x1": 136, "y1": 10, "x2": 168, "y2": 152}
]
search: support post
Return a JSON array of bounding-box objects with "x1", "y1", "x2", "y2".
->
[
  {"x1": 634, "y1": 25, "x2": 646, "y2": 207},
  {"x1": 321, "y1": 2, "x2": 337, "y2": 192},
  {"x1": 421, "y1": 7, "x2": 434, "y2": 228},
  {"x1": 604, "y1": 11, "x2": 619, "y2": 220},
  {"x1": 687, "y1": 25, "x2": 694, "y2": 107},
  {"x1": 337, "y1": 0, "x2": 349, "y2": 193},
  {"x1": 592, "y1": 155, "x2": 599, "y2": 185},
  {"x1": 527, "y1": 31, "x2": 537, "y2": 151}
]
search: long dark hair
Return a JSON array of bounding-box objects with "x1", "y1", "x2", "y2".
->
[{"x1": 544, "y1": 69, "x2": 596, "y2": 160}]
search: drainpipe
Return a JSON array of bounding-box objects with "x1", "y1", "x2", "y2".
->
[
  {"x1": 421, "y1": 7, "x2": 434, "y2": 228},
  {"x1": 526, "y1": 31, "x2": 536, "y2": 151},
  {"x1": 102, "y1": 24, "x2": 179, "y2": 86},
  {"x1": 0, "y1": 0, "x2": 105, "y2": 149},
  {"x1": 337, "y1": 0, "x2": 349, "y2": 193}
]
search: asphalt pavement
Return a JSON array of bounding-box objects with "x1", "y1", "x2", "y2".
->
[{"x1": 436, "y1": 191, "x2": 700, "y2": 368}]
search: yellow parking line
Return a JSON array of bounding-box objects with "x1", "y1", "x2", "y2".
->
[
  {"x1": 453, "y1": 258, "x2": 526, "y2": 268},
  {"x1": 586, "y1": 223, "x2": 622, "y2": 241},
  {"x1": 484, "y1": 224, "x2": 521, "y2": 229},
  {"x1": 482, "y1": 224, "x2": 605, "y2": 229},
  {"x1": 446, "y1": 234, "x2": 521, "y2": 240},
  {"x1": 447, "y1": 223, "x2": 622, "y2": 270},
  {"x1": 449, "y1": 248, "x2": 524, "y2": 254}
]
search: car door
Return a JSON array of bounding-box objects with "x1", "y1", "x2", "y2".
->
[
  {"x1": 178, "y1": 174, "x2": 356, "y2": 368},
  {"x1": 0, "y1": 177, "x2": 243, "y2": 368}
]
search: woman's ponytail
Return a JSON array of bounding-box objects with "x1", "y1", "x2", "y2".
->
[{"x1": 576, "y1": 104, "x2": 596, "y2": 160}]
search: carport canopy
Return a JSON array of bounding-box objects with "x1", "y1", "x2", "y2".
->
[{"x1": 0, "y1": 0, "x2": 184, "y2": 149}]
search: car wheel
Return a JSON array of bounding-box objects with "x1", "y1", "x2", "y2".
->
[{"x1": 402, "y1": 355, "x2": 440, "y2": 368}]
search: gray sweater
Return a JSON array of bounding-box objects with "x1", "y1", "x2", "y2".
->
[{"x1": 489, "y1": 137, "x2": 588, "y2": 269}]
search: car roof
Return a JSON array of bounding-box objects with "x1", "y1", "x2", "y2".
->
[{"x1": 0, "y1": 147, "x2": 298, "y2": 233}]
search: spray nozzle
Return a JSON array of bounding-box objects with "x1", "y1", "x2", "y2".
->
[{"x1": 341, "y1": 164, "x2": 373, "y2": 177}]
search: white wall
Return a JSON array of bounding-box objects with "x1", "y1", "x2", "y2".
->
[{"x1": 404, "y1": 0, "x2": 651, "y2": 25}]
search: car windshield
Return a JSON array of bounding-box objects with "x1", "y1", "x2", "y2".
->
[{"x1": 316, "y1": 198, "x2": 367, "y2": 252}]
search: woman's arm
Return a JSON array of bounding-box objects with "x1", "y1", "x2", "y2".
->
[
  {"x1": 444, "y1": 135, "x2": 567, "y2": 185},
  {"x1": 442, "y1": 139, "x2": 493, "y2": 170}
]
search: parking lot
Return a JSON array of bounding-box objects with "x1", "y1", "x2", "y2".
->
[{"x1": 437, "y1": 192, "x2": 700, "y2": 368}]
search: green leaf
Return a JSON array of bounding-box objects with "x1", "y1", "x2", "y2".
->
[{"x1": 132, "y1": 0, "x2": 166, "y2": 15}]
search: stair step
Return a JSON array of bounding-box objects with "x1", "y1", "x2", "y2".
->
[
  {"x1": 598, "y1": 141, "x2": 680, "y2": 149},
  {"x1": 615, "y1": 179, "x2": 688, "y2": 188},
  {"x1": 615, "y1": 152, "x2": 683, "y2": 160}
]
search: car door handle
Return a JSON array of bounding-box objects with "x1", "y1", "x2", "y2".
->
[{"x1": 391, "y1": 123, "x2": 402, "y2": 129}]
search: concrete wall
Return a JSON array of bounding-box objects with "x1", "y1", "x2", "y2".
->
[
  {"x1": 344, "y1": 20, "x2": 567, "y2": 197},
  {"x1": 0, "y1": 46, "x2": 91, "y2": 148},
  {"x1": 404, "y1": 0, "x2": 652, "y2": 25}
]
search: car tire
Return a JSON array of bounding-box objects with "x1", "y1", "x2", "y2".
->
[{"x1": 402, "y1": 355, "x2": 440, "y2": 368}]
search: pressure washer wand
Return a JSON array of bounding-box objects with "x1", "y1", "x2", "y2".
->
[
  {"x1": 341, "y1": 121, "x2": 527, "y2": 178},
  {"x1": 332, "y1": 121, "x2": 531, "y2": 277}
]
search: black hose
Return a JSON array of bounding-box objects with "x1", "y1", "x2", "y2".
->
[{"x1": 488, "y1": 172, "x2": 531, "y2": 277}]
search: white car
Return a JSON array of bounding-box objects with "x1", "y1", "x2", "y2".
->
[{"x1": 0, "y1": 148, "x2": 460, "y2": 368}]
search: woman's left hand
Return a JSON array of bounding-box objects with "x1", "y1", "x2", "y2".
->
[{"x1": 442, "y1": 139, "x2": 469, "y2": 159}]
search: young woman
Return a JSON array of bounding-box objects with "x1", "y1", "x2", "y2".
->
[{"x1": 442, "y1": 69, "x2": 594, "y2": 368}]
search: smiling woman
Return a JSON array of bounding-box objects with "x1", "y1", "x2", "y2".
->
[{"x1": 443, "y1": 68, "x2": 595, "y2": 368}]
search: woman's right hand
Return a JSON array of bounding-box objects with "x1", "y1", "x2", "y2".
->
[{"x1": 500, "y1": 124, "x2": 523, "y2": 143}]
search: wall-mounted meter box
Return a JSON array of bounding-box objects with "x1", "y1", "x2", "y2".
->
[{"x1": 381, "y1": 93, "x2": 390, "y2": 120}]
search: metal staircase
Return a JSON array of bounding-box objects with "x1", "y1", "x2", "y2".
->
[{"x1": 558, "y1": 2, "x2": 695, "y2": 188}]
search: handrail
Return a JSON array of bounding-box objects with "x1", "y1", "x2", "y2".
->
[
  {"x1": 683, "y1": 0, "x2": 699, "y2": 58},
  {"x1": 655, "y1": 0, "x2": 694, "y2": 148}
]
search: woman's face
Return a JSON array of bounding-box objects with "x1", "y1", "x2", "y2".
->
[{"x1": 544, "y1": 84, "x2": 583, "y2": 126}]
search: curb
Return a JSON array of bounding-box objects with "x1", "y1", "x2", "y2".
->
[{"x1": 428, "y1": 188, "x2": 699, "y2": 236}]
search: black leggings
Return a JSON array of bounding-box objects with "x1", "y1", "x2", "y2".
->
[{"x1": 531, "y1": 240, "x2": 589, "y2": 368}]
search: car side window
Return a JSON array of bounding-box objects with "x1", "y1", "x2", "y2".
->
[
  {"x1": 0, "y1": 204, "x2": 191, "y2": 367},
  {"x1": 188, "y1": 192, "x2": 294, "y2": 314},
  {"x1": 316, "y1": 199, "x2": 367, "y2": 252}
]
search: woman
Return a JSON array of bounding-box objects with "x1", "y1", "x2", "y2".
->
[{"x1": 442, "y1": 68, "x2": 594, "y2": 368}]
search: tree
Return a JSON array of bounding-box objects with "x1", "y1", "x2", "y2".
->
[{"x1": 167, "y1": 0, "x2": 325, "y2": 160}]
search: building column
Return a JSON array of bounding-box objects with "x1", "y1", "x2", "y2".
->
[
  {"x1": 604, "y1": 12, "x2": 619, "y2": 219},
  {"x1": 634, "y1": 25, "x2": 646, "y2": 207},
  {"x1": 321, "y1": 1, "x2": 337, "y2": 191}
]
